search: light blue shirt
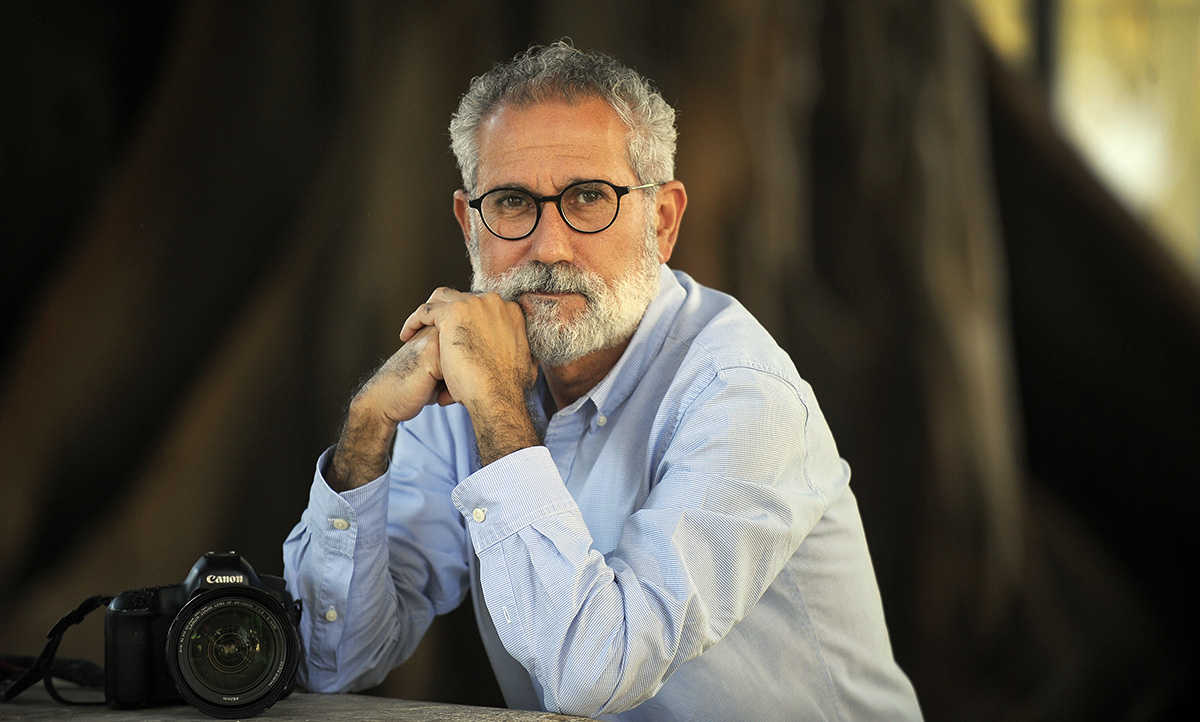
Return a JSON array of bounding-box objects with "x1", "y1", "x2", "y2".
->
[{"x1": 283, "y1": 266, "x2": 921, "y2": 720}]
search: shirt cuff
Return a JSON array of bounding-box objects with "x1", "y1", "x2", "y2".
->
[
  {"x1": 450, "y1": 446, "x2": 578, "y2": 554},
  {"x1": 303, "y1": 446, "x2": 391, "y2": 559}
]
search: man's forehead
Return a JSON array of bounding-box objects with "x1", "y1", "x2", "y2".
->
[{"x1": 475, "y1": 97, "x2": 634, "y2": 189}]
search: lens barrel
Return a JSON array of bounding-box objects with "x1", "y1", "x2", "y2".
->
[{"x1": 166, "y1": 586, "x2": 299, "y2": 719}]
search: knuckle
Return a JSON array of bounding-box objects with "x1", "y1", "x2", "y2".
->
[{"x1": 443, "y1": 303, "x2": 466, "y2": 323}]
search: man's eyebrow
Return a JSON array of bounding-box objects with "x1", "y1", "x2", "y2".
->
[
  {"x1": 477, "y1": 177, "x2": 607, "y2": 197},
  {"x1": 480, "y1": 181, "x2": 535, "y2": 195}
]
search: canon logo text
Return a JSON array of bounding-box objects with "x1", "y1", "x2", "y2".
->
[{"x1": 206, "y1": 574, "x2": 245, "y2": 584}]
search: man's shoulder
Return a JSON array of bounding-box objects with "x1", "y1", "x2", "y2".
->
[{"x1": 661, "y1": 270, "x2": 802, "y2": 390}]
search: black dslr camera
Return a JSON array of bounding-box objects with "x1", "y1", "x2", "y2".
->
[{"x1": 105, "y1": 551, "x2": 302, "y2": 719}]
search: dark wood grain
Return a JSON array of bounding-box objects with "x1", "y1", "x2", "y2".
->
[{"x1": 0, "y1": 685, "x2": 587, "y2": 721}]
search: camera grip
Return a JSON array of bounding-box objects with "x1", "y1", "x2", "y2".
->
[{"x1": 104, "y1": 604, "x2": 153, "y2": 707}]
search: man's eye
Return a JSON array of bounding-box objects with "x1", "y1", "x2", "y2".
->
[
  {"x1": 487, "y1": 192, "x2": 533, "y2": 214},
  {"x1": 567, "y1": 184, "x2": 611, "y2": 206},
  {"x1": 498, "y1": 193, "x2": 530, "y2": 208}
]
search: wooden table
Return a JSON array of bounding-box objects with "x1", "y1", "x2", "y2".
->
[{"x1": 0, "y1": 685, "x2": 586, "y2": 720}]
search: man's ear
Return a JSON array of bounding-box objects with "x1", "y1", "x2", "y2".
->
[
  {"x1": 654, "y1": 180, "x2": 687, "y2": 263},
  {"x1": 453, "y1": 189, "x2": 472, "y2": 245}
]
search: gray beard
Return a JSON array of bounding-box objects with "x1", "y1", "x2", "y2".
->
[{"x1": 469, "y1": 218, "x2": 661, "y2": 367}]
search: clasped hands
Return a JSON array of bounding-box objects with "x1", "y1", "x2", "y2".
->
[{"x1": 329, "y1": 288, "x2": 539, "y2": 490}]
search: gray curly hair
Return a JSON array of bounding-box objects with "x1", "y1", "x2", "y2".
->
[{"x1": 449, "y1": 40, "x2": 677, "y2": 196}]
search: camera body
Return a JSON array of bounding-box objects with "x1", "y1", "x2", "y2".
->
[{"x1": 105, "y1": 551, "x2": 301, "y2": 719}]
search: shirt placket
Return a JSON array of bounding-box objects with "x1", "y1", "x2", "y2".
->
[{"x1": 543, "y1": 406, "x2": 588, "y2": 484}]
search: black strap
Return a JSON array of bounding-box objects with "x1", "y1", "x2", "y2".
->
[{"x1": 0, "y1": 594, "x2": 111, "y2": 705}]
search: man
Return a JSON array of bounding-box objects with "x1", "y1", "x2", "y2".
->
[{"x1": 284, "y1": 42, "x2": 921, "y2": 720}]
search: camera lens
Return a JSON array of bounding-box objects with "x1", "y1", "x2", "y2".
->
[
  {"x1": 186, "y1": 601, "x2": 280, "y2": 695},
  {"x1": 167, "y1": 588, "x2": 299, "y2": 719}
]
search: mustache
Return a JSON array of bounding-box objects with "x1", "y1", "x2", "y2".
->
[{"x1": 477, "y1": 262, "x2": 601, "y2": 302}]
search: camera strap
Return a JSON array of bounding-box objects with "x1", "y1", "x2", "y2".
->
[{"x1": 0, "y1": 594, "x2": 111, "y2": 706}]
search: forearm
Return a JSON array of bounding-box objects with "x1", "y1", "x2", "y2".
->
[
  {"x1": 465, "y1": 397, "x2": 539, "y2": 466},
  {"x1": 327, "y1": 324, "x2": 446, "y2": 492},
  {"x1": 328, "y1": 402, "x2": 398, "y2": 492}
]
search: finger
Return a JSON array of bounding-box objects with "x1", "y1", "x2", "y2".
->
[
  {"x1": 421, "y1": 326, "x2": 443, "y2": 381},
  {"x1": 403, "y1": 288, "x2": 467, "y2": 342},
  {"x1": 505, "y1": 298, "x2": 527, "y2": 323},
  {"x1": 400, "y1": 302, "x2": 439, "y2": 343},
  {"x1": 428, "y1": 286, "x2": 467, "y2": 304}
]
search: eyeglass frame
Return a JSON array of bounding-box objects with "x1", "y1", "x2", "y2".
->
[{"x1": 466, "y1": 179, "x2": 663, "y2": 241}]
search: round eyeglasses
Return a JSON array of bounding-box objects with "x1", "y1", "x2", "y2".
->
[{"x1": 467, "y1": 179, "x2": 662, "y2": 241}]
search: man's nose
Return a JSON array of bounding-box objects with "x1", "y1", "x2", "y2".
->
[{"x1": 528, "y1": 203, "x2": 575, "y2": 265}]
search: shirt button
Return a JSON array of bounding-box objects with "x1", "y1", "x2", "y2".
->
[
  {"x1": 330, "y1": 518, "x2": 350, "y2": 531},
  {"x1": 472, "y1": 508, "x2": 486, "y2": 523},
  {"x1": 596, "y1": 414, "x2": 607, "y2": 427},
  {"x1": 324, "y1": 607, "x2": 338, "y2": 622}
]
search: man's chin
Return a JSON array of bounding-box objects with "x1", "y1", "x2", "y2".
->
[{"x1": 527, "y1": 335, "x2": 597, "y2": 369}]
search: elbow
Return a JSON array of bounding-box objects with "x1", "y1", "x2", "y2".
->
[
  {"x1": 297, "y1": 653, "x2": 391, "y2": 695},
  {"x1": 539, "y1": 643, "x2": 663, "y2": 717},
  {"x1": 546, "y1": 677, "x2": 660, "y2": 718},
  {"x1": 296, "y1": 661, "x2": 348, "y2": 694},
  {"x1": 544, "y1": 682, "x2": 613, "y2": 718},
  {"x1": 292, "y1": 602, "x2": 410, "y2": 695}
]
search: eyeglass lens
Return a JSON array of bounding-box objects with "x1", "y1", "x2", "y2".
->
[{"x1": 480, "y1": 181, "x2": 620, "y2": 239}]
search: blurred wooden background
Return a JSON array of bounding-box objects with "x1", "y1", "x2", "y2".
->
[{"x1": 4, "y1": 2, "x2": 1198, "y2": 719}]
